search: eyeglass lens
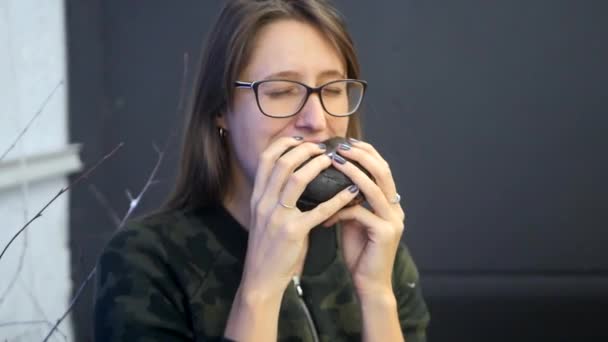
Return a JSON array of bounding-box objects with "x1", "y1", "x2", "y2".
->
[{"x1": 257, "y1": 80, "x2": 364, "y2": 117}]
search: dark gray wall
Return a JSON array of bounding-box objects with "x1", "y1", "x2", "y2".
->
[{"x1": 68, "y1": 1, "x2": 608, "y2": 341}]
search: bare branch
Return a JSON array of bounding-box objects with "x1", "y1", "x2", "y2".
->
[
  {"x1": 0, "y1": 80, "x2": 64, "y2": 162},
  {"x1": 0, "y1": 320, "x2": 67, "y2": 341},
  {"x1": 18, "y1": 277, "x2": 52, "y2": 329},
  {"x1": 42, "y1": 51, "x2": 190, "y2": 342},
  {"x1": 89, "y1": 184, "x2": 121, "y2": 227},
  {"x1": 42, "y1": 142, "x2": 167, "y2": 342},
  {"x1": 0, "y1": 142, "x2": 124, "y2": 262},
  {"x1": 125, "y1": 188, "x2": 135, "y2": 204},
  {"x1": 0, "y1": 280, "x2": 69, "y2": 342},
  {"x1": 42, "y1": 266, "x2": 96, "y2": 342},
  {"x1": 0, "y1": 170, "x2": 31, "y2": 310},
  {"x1": 0, "y1": 236, "x2": 26, "y2": 308}
]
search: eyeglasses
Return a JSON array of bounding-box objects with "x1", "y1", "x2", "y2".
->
[{"x1": 234, "y1": 79, "x2": 367, "y2": 118}]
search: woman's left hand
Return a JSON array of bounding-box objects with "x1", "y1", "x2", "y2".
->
[{"x1": 322, "y1": 139, "x2": 405, "y2": 298}]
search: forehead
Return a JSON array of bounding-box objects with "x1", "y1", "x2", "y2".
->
[{"x1": 241, "y1": 19, "x2": 346, "y2": 81}]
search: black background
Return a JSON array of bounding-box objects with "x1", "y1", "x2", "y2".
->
[{"x1": 67, "y1": 1, "x2": 608, "y2": 341}]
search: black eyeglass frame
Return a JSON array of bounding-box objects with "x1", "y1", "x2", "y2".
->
[{"x1": 234, "y1": 79, "x2": 368, "y2": 118}]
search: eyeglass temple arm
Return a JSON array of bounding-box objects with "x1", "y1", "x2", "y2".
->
[{"x1": 234, "y1": 81, "x2": 253, "y2": 88}]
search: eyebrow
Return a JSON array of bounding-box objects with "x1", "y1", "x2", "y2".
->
[{"x1": 262, "y1": 69, "x2": 346, "y2": 81}]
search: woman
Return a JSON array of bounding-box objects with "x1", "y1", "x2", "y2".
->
[{"x1": 94, "y1": 1, "x2": 430, "y2": 341}]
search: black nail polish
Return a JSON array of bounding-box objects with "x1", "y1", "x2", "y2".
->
[
  {"x1": 348, "y1": 184, "x2": 359, "y2": 193},
  {"x1": 293, "y1": 136, "x2": 304, "y2": 141},
  {"x1": 318, "y1": 143, "x2": 327, "y2": 150},
  {"x1": 333, "y1": 154, "x2": 346, "y2": 164},
  {"x1": 338, "y1": 143, "x2": 351, "y2": 151}
]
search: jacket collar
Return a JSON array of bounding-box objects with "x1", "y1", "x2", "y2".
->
[{"x1": 192, "y1": 205, "x2": 248, "y2": 262}]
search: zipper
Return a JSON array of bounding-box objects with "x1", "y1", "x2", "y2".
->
[{"x1": 292, "y1": 276, "x2": 320, "y2": 342}]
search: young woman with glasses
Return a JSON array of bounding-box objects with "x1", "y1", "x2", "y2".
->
[{"x1": 94, "y1": 1, "x2": 429, "y2": 341}]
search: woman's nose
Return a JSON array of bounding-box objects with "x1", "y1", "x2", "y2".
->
[{"x1": 295, "y1": 92, "x2": 327, "y2": 131}]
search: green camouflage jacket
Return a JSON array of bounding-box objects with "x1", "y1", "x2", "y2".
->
[{"x1": 94, "y1": 205, "x2": 430, "y2": 341}]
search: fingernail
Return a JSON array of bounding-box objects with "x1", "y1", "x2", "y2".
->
[
  {"x1": 338, "y1": 143, "x2": 351, "y2": 151},
  {"x1": 348, "y1": 138, "x2": 360, "y2": 143},
  {"x1": 318, "y1": 143, "x2": 327, "y2": 150},
  {"x1": 348, "y1": 184, "x2": 359, "y2": 193},
  {"x1": 293, "y1": 136, "x2": 304, "y2": 141},
  {"x1": 332, "y1": 154, "x2": 346, "y2": 165}
]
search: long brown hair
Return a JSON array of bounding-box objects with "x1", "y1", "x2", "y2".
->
[{"x1": 165, "y1": 0, "x2": 364, "y2": 211}]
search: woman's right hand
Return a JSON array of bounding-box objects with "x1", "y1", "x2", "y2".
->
[{"x1": 240, "y1": 136, "x2": 360, "y2": 298}]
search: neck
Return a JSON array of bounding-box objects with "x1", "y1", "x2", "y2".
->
[{"x1": 223, "y1": 192, "x2": 251, "y2": 231}]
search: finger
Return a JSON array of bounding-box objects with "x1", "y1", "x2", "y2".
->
[
  {"x1": 322, "y1": 205, "x2": 368, "y2": 229},
  {"x1": 251, "y1": 136, "x2": 305, "y2": 207},
  {"x1": 336, "y1": 143, "x2": 398, "y2": 205},
  {"x1": 261, "y1": 141, "x2": 328, "y2": 208},
  {"x1": 324, "y1": 205, "x2": 403, "y2": 239},
  {"x1": 330, "y1": 153, "x2": 394, "y2": 220},
  {"x1": 347, "y1": 138, "x2": 387, "y2": 163},
  {"x1": 278, "y1": 152, "x2": 333, "y2": 207},
  {"x1": 298, "y1": 184, "x2": 361, "y2": 231}
]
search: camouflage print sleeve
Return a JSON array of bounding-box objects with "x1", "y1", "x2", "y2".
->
[
  {"x1": 93, "y1": 223, "x2": 194, "y2": 342},
  {"x1": 392, "y1": 243, "x2": 431, "y2": 342}
]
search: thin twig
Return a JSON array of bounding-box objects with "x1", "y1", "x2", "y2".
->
[
  {"x1": 42, "y1": 266, "x2": 96, "y2": 342},
  {"x1": 0, "y1": 320, "x2": 67, "y2": 341},
  {"x1": 0, "y1": 80, "x2": 64, "y2": 162},
  {"x1": 0, "y1": 143, "x2": 124, "y2": 262},
  {"x1": 41, "y1": 52, "x2": 189, "y2": 341},
  {"x1": 88, "y1": 184, "x2": 121, "y2": 227},
  {"x1": 0, "y1": 236, "x2": 26, "y2": 307},
  {"x1": 0, "y1": 175, "x2": 28, "y2": 308},
  {"x1": 0, "y1": 23, "x2": 63, "y2": 342},
  {"x1": 42, "y1": 142, "x2": 168, "y2": 342},
  {"x1": 41, "y1": 51, "x2": 190, "y2": 342},
  {"x1": 0, "y1": 157, "x2": 31, "y2": 309},
  {"x1": 0, "y1": 319, "x2": 68, "y2": 341},
  {"x1": 18, "y1": 277, "x2": 53, "y2": 331}
]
